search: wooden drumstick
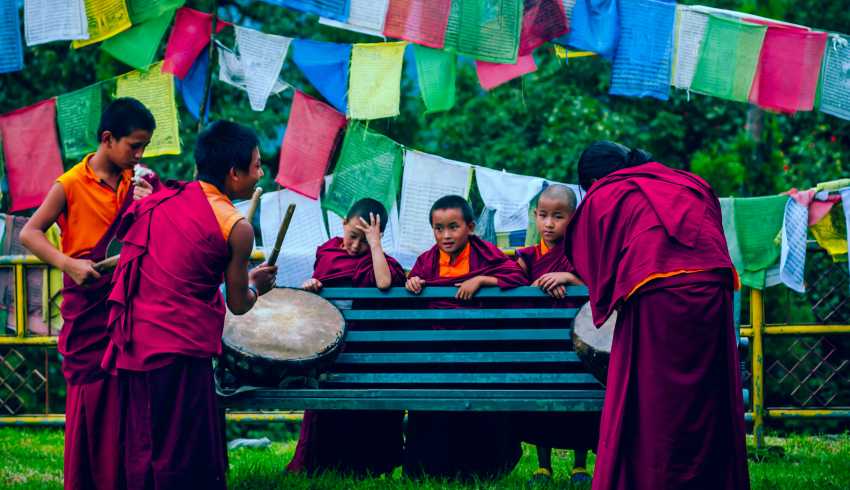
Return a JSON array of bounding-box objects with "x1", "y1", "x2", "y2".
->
[
  {"x1": 266, "y1": 204, "x2": 296, "y2": 267},
  {"x1": 92, "y1": 255, "x2": 120, "y2": 273},
  {"x1": 245, "y1": 187, "x2": 263, "y2": 224}
]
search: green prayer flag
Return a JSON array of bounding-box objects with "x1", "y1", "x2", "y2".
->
[
  {"x1": 733, "y1": 195, "x2": 787, "y2": 289},
  {"x1": 691, "y1": 15, "x2": 767, "y2": 103},
  {"x1": 127, "y1": 0, "x2": 185, "y2": 24},
  {"x1": 719, "y1": 197, "x2": 744, "y2": 273},
  {"x1": 443, "y1": 0, "x2": 522, "y2": 64},
  {"x1": 413, "y1": 45, "x2": 456, "y2": 113},
  {"x1": 56, "y1": 85, "x2": 102, "y2": 160},
  {"x1": 101, "y1": 9, "x2": 176, "y2": 70},
  {"x1": 323, "y1": 123, "x2": 403, "y2": 219}
]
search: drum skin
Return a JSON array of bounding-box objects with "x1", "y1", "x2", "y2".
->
[
  {"x1": 571, "y1": 302, "x2": 616, "y2": 386},
  {"x1": 221, "y1": 288, "x2": 346, "y2": 386}
]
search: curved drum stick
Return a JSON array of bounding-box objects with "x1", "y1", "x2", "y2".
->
[{"x1": 266, "y1": 204, "x2": 296, "y2": 267}]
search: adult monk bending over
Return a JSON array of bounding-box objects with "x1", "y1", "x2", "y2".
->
[
  {"x1": 565, "y1": 141, "x2": 749, "y2": 490},
  {"x1": 103, "y1": 121, "x2": 277, "y2": 490}
]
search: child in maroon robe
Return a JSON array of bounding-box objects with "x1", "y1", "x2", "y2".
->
[
  {"x1": 515, "y1": 184, "x2": 599, "y2": 486},
  {"x1": 21, "y1": 98, "x2": 158, "y2": 490},
  {"x1": 287, "y1": 198, "x2": 407, "y2": 476},
  {"x1": 403, "y1": 195, "x2": 528, "y2": 480},
  {"x1": 102, "y1": 121, "x2": 278, "y2": 490}
]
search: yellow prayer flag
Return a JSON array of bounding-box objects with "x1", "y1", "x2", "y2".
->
[
  {"x1": 115, "y1": 62, "x2": 181, "y2": 157},
  {"x1": 349, "y1": 42, "x2": 406, "y2": 120},
  {"x1": 810, "y1": 212, "x2": 848, "y2": 260},
  {"x1": 72, "y1": 0, "x2": 132, "y2": 48}
]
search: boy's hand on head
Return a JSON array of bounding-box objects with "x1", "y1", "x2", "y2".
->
[
  {"x1": 64, "y1": 258, "x2": 102, "y2": 286},
  {"x1": 405, "y1": 276, "x2": 425, "y2": 294},
  {"x1": 454, "y1": 276, "x2": 483, "y2": 300},
  {"x1": 132, "y1": 178, "x2": 153, "y2": 201},
  {"x1": 249, "y1": 262, "x2": 277, "y2": 295},
  {"x1": 355, "y1": 213, "x2": 383, "y2": 249},
  {"x1": 302, "y1": 278, "x2": 323, "y2": 292}
]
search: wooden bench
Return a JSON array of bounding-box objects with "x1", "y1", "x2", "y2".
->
[{"x1": 222, "y1": 286, "x2": 605, "y2": 413}]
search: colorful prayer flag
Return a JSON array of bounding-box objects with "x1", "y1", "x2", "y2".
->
[
  {"x1": 671, "y1": 5, "x2": 711, "y2": 90},
  {"x1": 733, "y1": 195, "x2": 787, "y2": 289},
  {"x1": 163, "y1": 7, "x2": 227, "y2": 79},
  {"x1": 258, "y1": 0, "x2": 349, "y2": 23},
  {"x1": 476, "y1": 54, "x2": 538, "y2": 91},
  {"x1": 127, "y1": 0, "x2": 184, "y2": 24},
  {"x1": 609, "y1": 0, "x2": 676, "y2": 101},
  {"x1": 234, "y1": 26, "x2": 292, "y2": 111},
  {"x1": 519, "y1": 0, "x2": 569, "y2": 56},
  {"x1": 348, "y1": 42, "x2": 406, "y2": 120},
  {"x1": 72, "y1": 0, "x2": 132, "y2": 48},
  {"x1": 444, "y1": 0, "x2": 523, "y2": 64},
  {"x1": 115, "y1": 62, "x2": 181, "y2": 157},
  {"x1": 101, "y1": 8, "x2": 175, "y2": 69},
  {"x1": 277, "y1": 91, "x2": 347, "y2": 200},
  {"x1": 748, "y1": 23, "x2": 827, "y2": 113},
  {"x1": 323, "y1": 123, "x2": 403, "y2": 219},
  {"x1": 383, "y1": 0, "x2": 452, "y2": 49},
  {"x1": 818, "y1": 34, "x2": 850, "y2": 120},
  {"x1": 0, "y1": 99, "x2": 64, "y2": 212},
  {"x1": 412, "y1": 45, "x2": 456, "y2": 113},
  {"x1": 318, "y1": 0, "x2": 389, "y2": 38},
  {"x1": 56, "y1": 85, "x2": 102, "y2": 160},
  {"x1": 563, "y1": 0, "x2": 618, "y2": 60},
  {"x1": 291, "y1": 39, "x2": 351, "y2": 114},
  {"x1": 175, "y1": 47, "x2": 210, "y2": 121},
  {"x1": 24, "y1": 0, "x2": 88, "y2": 46},
  {"x1": 0, "y1": 0, "x2": 23, "y2": 73},
  {"x1": 691, "y1": 15, "x2": 767, "y2": 103}
]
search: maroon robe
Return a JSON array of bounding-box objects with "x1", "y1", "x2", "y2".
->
[
  {"x1": 105, "y1": 181, "x2": 230, "y2": 490},
  {"x1": 403, "y1": 235, "x2": 527, "y2": 480},
  {"x1": 564, "y1": 163, "x2": 749, "y2": 490},
  {"x1": 515, "y1": 241, "x2": 601, "y2": 452},
  {"x1": 287, "y1": 237, "x2": 407, "y2": 476}
]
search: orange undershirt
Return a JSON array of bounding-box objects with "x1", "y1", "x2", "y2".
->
[
  {"x1": 627, "y1": 268, "x2": 741, "y2": 299},
  {"x1": 56, "y1": 155, "x2": 133, "y2": 259},
  {"x1": 438, "y1": 242, "x2": 471, "y2": 278},
  {"x1": 199, "y1": 181, "x2": 243, "y2": 242},
  {"x1": 539, "y1": 240, "x2": 550, "y2": 256}
]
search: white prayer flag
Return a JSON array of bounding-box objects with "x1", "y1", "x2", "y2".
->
[
  {"x1": 318, "y1": 0, "x2": 389, "y2": 38},
  {"x1": 475, "y1": 166, "x2": 545, "y2": 233},
  {"x1": 234, "y1": 26, "x2": 292, "y2": 111},
  {"x1": 24, "y1": 0, "x2": 89, "y2": 46}
]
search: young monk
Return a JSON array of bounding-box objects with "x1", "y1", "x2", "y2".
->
[
  {"x1": 515, "y1": 184, "x2": 599, "y2": 486},
  {"x1": 403, "y1": 194, "x2": 528, "y2": 480},
  {"x1": 102, "y1": 120, "x2": 277, "y2": 489},
  {"x1": 20, "y1": 97, "x2": 157, "y2": 490},
  {"x1": 287, "y1": 198, "x2": 407, "y2": 476}
]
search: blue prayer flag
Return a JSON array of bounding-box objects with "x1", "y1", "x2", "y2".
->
[
  {"x1": 176, "y1": 46, "x2": 211, "y2": 121},
  {"x1": 259, "y1": 1, "x2": 349, "y2": 22},
  {"x1": 0, "y1": 0, "x2": 23, "y2": 74},
  {"x1": 291, "y1": 39, "x2": 351, "y2": 114},
  {"x1": 560, "y1": 0, "x2": 619, "y2": 60}
]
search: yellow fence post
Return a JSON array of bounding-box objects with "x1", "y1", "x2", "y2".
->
[
  {"x1": 14, "y1": 264, "x2": 26, "y2": 338},
  {"x1": 751, "y1": 288, "x2": 765, "y2": 449}
]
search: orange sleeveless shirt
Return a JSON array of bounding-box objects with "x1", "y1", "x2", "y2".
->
[
  {"x1": 438, "y1": 242, "x2": 471, "y2": 277},
  {"x1": 199, "y1": 181, "x2": 243, "y2": 241}
]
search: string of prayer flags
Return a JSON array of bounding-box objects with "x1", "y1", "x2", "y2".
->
[
  {"x1": 412, "y1": 45, "x2": 456, "y2": 113},
  {"x1": 259, "y1": 0, "x2": 349, "y2": 23},
  {"x1": 348, "y1": 42, "x2": 406, "y2": 120},
  {"x1": 101, "y1": 8, "x2": 175, "y2": 69},
  {"x1": 322, "y1": 123, "x2": 403, "y2": 220},
  {"x1": 319, "y1": 0, "x2": 388, "y2": 38},
  {"x1": 56, "y1": 85, "x2": 102, "y2": 160},
  {"x1": 217, "y1": 44, "x2": 290, "y2": 97},
  {"x1": 0, "y1": 100, "x2": 64, "y2": 212},
  {"x1": 163, "y1": 7, "x2": 227, "y2": 79},
  {"x1": 72, "y1": 0, "x2": 132, "y2": 48},
  {"x1": 115, "y1": 62, "x2": 181, "y2": 157},
  {"x1": 175, "y1": 47, "x2": 210, "y2": 121},
  {"x1": 563, "y1": 0, "x2": 619, "y2": 60},
  {"x1": 127, "y1": 0, "x2": 184, "y2": 24},
  {"x1": 475, "y1": 166, "x2": 545, "y2": 232},
  {"x1": 24, "y1": 0, "x2": 88, "y2": 46},
  {"x1": 748, "y1": 22, "x2": 827, "y2": 113},
  {"x1": 277, "y1": 91, "x2": 347, "y2": 200},
  {"x1": 383, "y1": 0, "x2": 452, "y2": 49},
  {"x1": 818, "y1": 34, "x2": 850, "y2": 120},
  {"x1": 448, "y1": 0, "x2": 523, "y2": 64},
  {"x1": 733, "y1": 195, "x2": 787, "y2": 289},
  {"x1": 519, "y1": 0, "x2": 569, "y2": 56},
  {"x1": 671, "y1": 5, "x2": 711, "y2": 90},
  {"x1": 476, "y1": 54, "x2": 538, "y2": 90},
  {"x1": 609, "y1": 0, "x2": 676, "y2": 101},
  {"x1": 291, "y1": 39, "x2": 351, "y2": 114},
  {"x1": 691, "y1": 15, "x2": 767, "y2": 103},
  {"x1": 234, "y1": 26, "x2": 292, "y2": 111},
  {"x1": 0, "y1": 0, "x2": 23, "y2": 73}
]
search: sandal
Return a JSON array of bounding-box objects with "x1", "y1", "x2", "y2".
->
[{"x1": 570, "y1": 466, "x2": 592, "y2": 485}]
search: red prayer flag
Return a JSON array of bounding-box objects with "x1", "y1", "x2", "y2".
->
[
  {"x1": 163, "y1": 8, "x2": 229, "y2": 79},
  {"x1": 383, "y1": 0, "x2": 452, "y2": 49},
  {"x1": 519, "y1": 0, "x2": 569, "y2": 56},
  {"x1": 276, "y1": 91, "x2": 347, "y2": 200},
  {"x1": 476, "y1": 54, "x2": 538, "y2": 91},
  {"x1": 747, "y1": 20, "x2": 828, "y2": 113},
  {"x1": 0, "y1": 99, "x2": 64, "y2": 212}
]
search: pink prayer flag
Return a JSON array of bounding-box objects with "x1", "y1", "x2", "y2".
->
[
  {"x1": 383, "y1": 0, "x2": 452, "y2": 49},
  {"x1": 476, "y1": 54, "x2": 538, "y2": 91},
  {"x1": 276, "y1": 91, "x2": 347, "y2": 200},
  {"x1": 0, "y1": 99, "x2": 64, "y2": 212},
  {"x1": 747, "y1": 21, "x2": 828, "y2": 113},
  {"x1": 519, "y1": 0, "x2": 569, "y2": 56},
  {"x1": 163, "y1": 8, "x2": 229, "y2": 79}
]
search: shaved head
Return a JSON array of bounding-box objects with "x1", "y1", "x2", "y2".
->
[{"x1": 538, "y1": 184, "x2": 577, "y2": 215}]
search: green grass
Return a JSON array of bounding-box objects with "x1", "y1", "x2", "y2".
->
[{"x1": 1, "y1": 428, "x2": 849, "y2": 489}]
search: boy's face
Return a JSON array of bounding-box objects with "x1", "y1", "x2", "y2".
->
[
  {"x1": 535, "y1": 196, "x2": 573, "y2": 245},
  {"x1": 431, "y1": 208, "x2": 473, "y2": 255},
  {"x1": 341, "y1": 219, "x2": 369, "y2": 256},
  {"x1": 105, "y1": 129, "x2": 152, "y2": 170},
  {"x1": 227, "y1": 147, "x2": 263, "y2": 200}
]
